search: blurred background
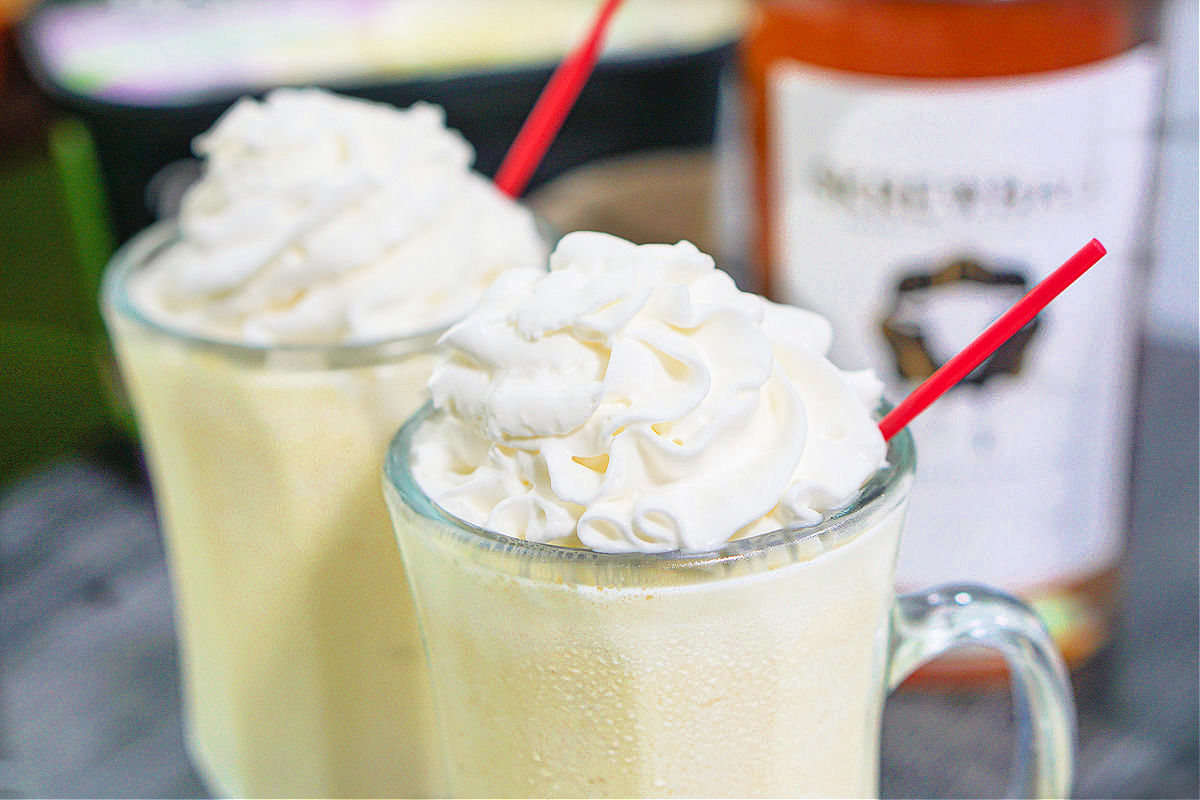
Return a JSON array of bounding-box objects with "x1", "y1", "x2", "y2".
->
[{"x1": 0, "y1": 0, "x2": 1195, "y2": 797}]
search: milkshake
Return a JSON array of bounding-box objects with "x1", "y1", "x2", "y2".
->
[
  {"x1": 384, "y1": 233, "x2": 1076, "y2": 797},
  {"x1": 102, "y1": 89, "x2": 546, "y2": 797}
]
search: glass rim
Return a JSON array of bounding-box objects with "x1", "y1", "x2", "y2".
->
[
  {"x1": 100, "y1": 221, "x2": 447, "y2": 367},
  {"x1": 385, "y1": 402, "x2": 916, "y2": 571}
]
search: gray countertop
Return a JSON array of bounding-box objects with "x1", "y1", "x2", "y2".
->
[{"x1": 1, "y1": 339, "x2": 1196, "y2": 799}]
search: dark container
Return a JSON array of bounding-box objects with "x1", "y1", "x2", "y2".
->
[{"x1": 20, "y1": 8, "x2": 735, "y2": 243}]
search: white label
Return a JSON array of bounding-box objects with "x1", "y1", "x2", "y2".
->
[{"x1": 768, "y1": 49, "x2": 1161, "y2": 592}]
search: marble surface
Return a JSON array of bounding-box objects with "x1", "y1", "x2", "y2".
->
[{"x1": 1, "y1": 339, "x2": 1196, "y2": 799}]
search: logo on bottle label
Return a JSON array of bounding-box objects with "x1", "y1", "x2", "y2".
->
[
  {"x1": 879, "y1": 255, "x2": 1039, "y2": 386},
  {"x1": 768, "y1": 49, "x2": 1161, "y2": 592}
]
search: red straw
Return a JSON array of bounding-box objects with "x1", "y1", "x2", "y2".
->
[
  {"x1": 878, "y1": 239, "x2": 1107, "y2": 441},
  {"x1": 493, "y1": 0, "x2": 625, "y2": 198}
]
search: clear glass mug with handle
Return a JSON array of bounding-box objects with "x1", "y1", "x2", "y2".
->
[{"x1": 384, "y1": 404, "x2": 1075, "y2": 798}]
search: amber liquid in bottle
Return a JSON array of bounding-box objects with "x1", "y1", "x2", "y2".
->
[
  {"x1": 744, "y1": 0, "x2": 1145, "y2": 295},
  {"x1": 741, "y1": 0, "x2": 1156, "y2": 680}
]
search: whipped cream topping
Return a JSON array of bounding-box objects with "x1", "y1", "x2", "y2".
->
[
  {"x1": 133, "y1": 88, "x2": 546, "y2": 344},
  {"x1": 412, "y1": 232, "x2": 887, "y2": 553}
]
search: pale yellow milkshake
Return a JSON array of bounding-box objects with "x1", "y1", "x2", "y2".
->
[
  {"x1": 385, "y1": 233, "x2": 1076, "y2": 798},
  {"x1": 388, "y1": 459, "x2": 906, "y2": 797},
  {"x1": 102, "y1": 89, "x2": 546, "y2": 797},
  {"x1": 389, "y1": 232, "x2": 896, "y2": 796}
]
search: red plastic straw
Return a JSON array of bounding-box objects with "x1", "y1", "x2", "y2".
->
[
  {"x1": 878, "y1": 239, "x2": 1108, "y2": 442},
  {"x1": 493, "y1": 0, "x2": 625, "y2": 198}
]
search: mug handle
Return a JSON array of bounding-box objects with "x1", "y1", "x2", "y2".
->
[{"x1": 888, "y1": 584, "x2": 1077, "y2": 798}]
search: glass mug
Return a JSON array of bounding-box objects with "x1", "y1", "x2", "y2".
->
[
  {"x1": 384, "y1": 404, "x2": 1075, "y2": 797},
  {"x1": 101, "y1": 224, "x2": 442, "y2": 798}
]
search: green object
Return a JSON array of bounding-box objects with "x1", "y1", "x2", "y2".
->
[
  {"x1": 0, "y1": 319, "x2": 112, "y2": 482},
  {"x1": 48, "y1": 117, "x2": 116, "y2": 324},
  {"x1": 46, "y1": 116, "x2": 135, "y2": 438},
  {"x1": 0, "y1": 117, "x2": 121, "y2": 487}
]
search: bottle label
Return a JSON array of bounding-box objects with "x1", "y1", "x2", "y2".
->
[{"x1": 768, "y1": 49, "x2": 1161, "y2": 592}]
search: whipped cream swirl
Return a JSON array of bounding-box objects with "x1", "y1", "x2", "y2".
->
[
  {"x1": 412, "y1": 232, "x2": 887, "y2": 553},
  {"x1": 134, "y1": 88, "x2": 546, "y2": 344}
]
